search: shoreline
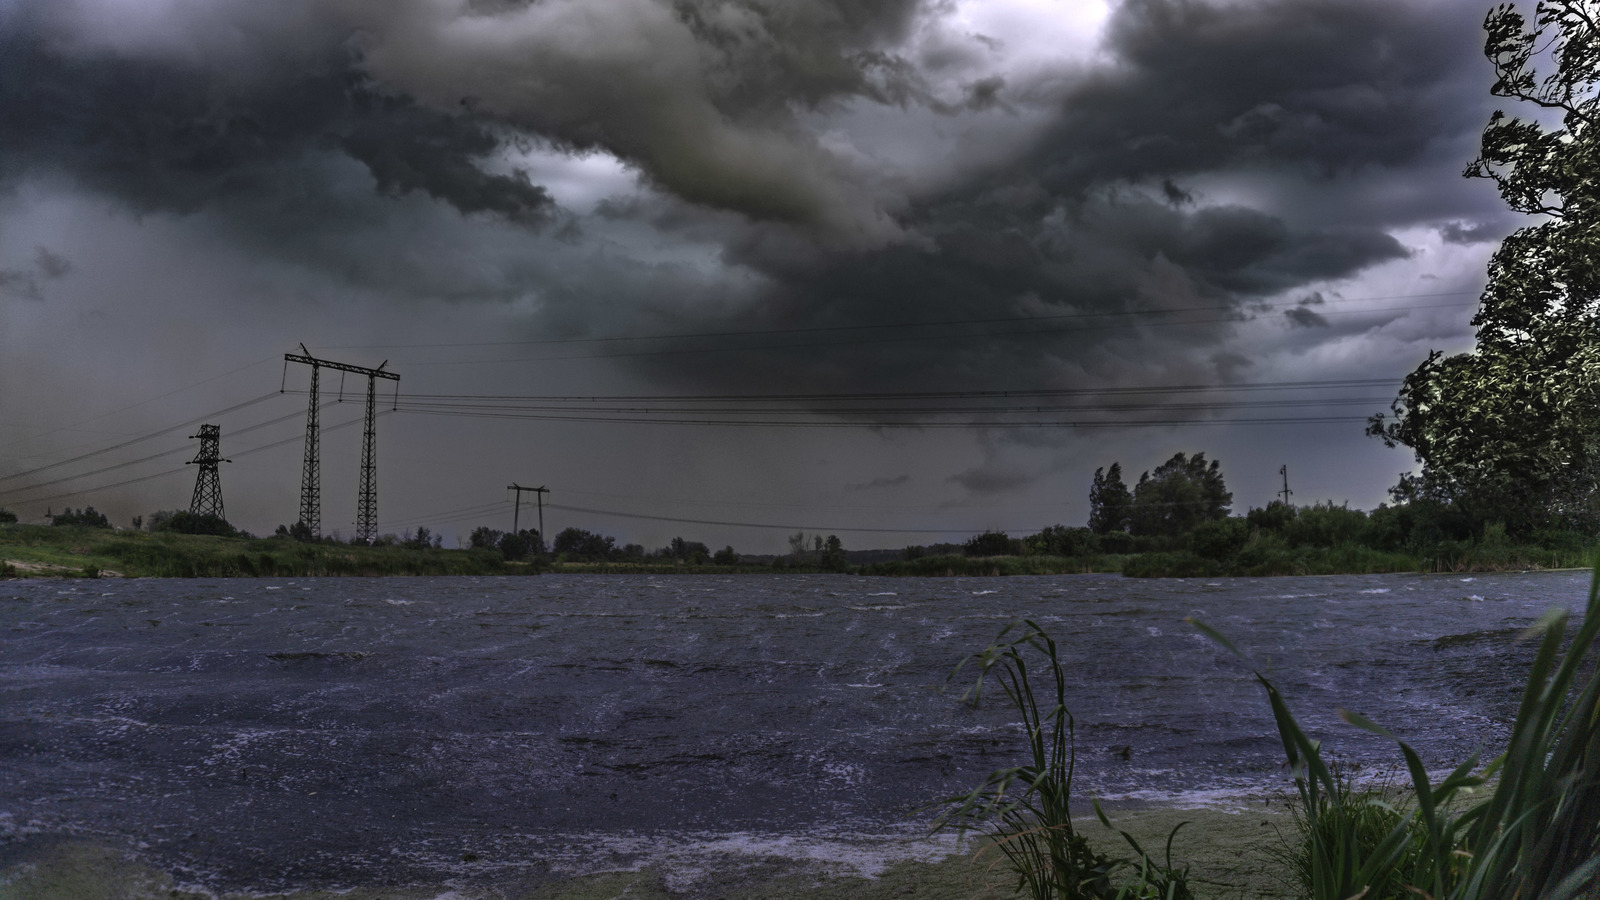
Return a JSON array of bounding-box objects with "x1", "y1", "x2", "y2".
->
[{"x1": 0, "y1": 802, "x2": 1297, "y2": 900}]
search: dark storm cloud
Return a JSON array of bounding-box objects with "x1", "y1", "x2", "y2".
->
[
  {"x1": 0, "y1": 0, "x2": 1494, "y2": 401},
  {"x1": 849, "y1": 474, "x2": 912, "y2": 490},
  {"x1": 0, "y1": 14, "x2": 554, "y2": 225},
  {"x1": 613, "y1": 0, "x2": 1485, "y2": 397},
  {"x1": 1029, "y1": 0, "x2": 1487, "y2": 192}
]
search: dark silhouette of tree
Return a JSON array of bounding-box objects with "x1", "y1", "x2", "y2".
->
[
  {"x1": 49, "y1": 506, "x2": 110, "y2": 529},
  {"x1": 553, "y1": 527, "x2": 616, "y2": 561},
  {"x1": 964, "y1": 530, "x2": 1021, "y2": 556},
  {"x1": 0, "y1": 509, "x2": 16, "y2": 524},
  {"x1": 820, "y1": 534, "x2": 848, "y2": 570},
  {"x1": 712, "y1": 545, "x2": 739, "y2": 565},
  {"x1": 1369, "y1": 1, "x2": 1600, "y2": 534},
  {"x1": 1128, "y1": 453, "x2": 1231, "y2": 537},
  {"x1": 1088, "y1": 463, "x2": 1132, "y2": 534}
]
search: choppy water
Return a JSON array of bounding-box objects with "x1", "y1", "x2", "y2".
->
[{"x1": 0, "y1": 571, "x2": 1588, "y2": 892}]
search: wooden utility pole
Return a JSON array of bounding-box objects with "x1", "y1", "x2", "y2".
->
[
  {"x1": 508, "y1": 483, "x2": 549, "y2": 538},
  {"x1": 1278, "y1": 465, "x2": 1293, "y2": 506}
]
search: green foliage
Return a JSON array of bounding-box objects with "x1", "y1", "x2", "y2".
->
[
  {"x1": 1188, "y1": 517, "x2": 1249, "y2": 561},
  {"x1": 1281, "y1": 502, "x2": 1368, "y2": 549},
  {"x1": 0, "y1": 509, "x2": 16, "y2": 524},
  {"x1": 49, "y1": 506, "x2": 110, "y2": 529},
  {"x1": 1024, "y1": 525, "x2": 1099, "y2": 557},
  {"x1": 1089, "y1": 463, "x2": 1132, "y2": 535},
  {"x1": 1191, "y1": 561, "x2": 1600, "y2": 900},
  {"x1": 965, "y1": 530, "x2": 1022, "y2": 557},
  {"x1": 151, "y1": 511, "x2": 238, "y2": 537},
  {"x1": 1129, "y1": 453, "x2": 1231, "y2": 538},
  {"x1": 712, "y1": 545, "x2": 739, "y2": 565},
  {"x1": 934, "y1": 622, "x2": 1193, "y2": 900},
  {"x1": 1370, "y1": 1, "x2": 1600, "y2": 537},
  {"x1": 553, "y1": 527, "x2": 617, "y2": 561}
]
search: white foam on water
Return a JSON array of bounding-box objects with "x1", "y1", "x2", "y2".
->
[{"x1": 1360, "y1": 588, "x2": 1390, "y2": 594}]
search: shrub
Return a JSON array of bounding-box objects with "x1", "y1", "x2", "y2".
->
[
  {"x1": 1189, "y1": 517, "x2": 1249, "y2": 561},
  {"x1": 965, "y1": 530, "x2": 1022, "y2": 557}
]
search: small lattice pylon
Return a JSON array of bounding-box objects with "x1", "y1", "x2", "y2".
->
[{"x1": 187, "y1": 424, "x2": 230, "y2": 520}]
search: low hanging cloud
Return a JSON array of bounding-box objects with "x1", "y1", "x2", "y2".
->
[{"x1": 0, "y1": 0, "x2": 1499, "y2": 402}]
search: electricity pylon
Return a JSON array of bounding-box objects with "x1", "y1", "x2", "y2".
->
[
  {"x1": 509, "y1": 483, "x2": 548, "y2": 538},
  {"x1": 284, "y1": 345, "x2": 399, "y2": 542},
  {"x1": 187, "y1": 424, "x2": 228, "y2": 520}
]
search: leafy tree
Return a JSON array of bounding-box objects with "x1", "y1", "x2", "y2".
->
[
  {"x1": 712, "y1": 545, "x2": 740, "y2": 565},
  {"x1": 154, "y1": 511, "x2": 238, "y2": 537},
  {"x1": 499, "y1": 529, "x2": 544, "y2": 560},
  {"x1": 820, "y1": 534, "x2": 848, "y2": 570},
  {"x1": 1088, "y1": 463, "x2": 1132, "y2": 534},
  {"x1": 50, "y1": 506, "x2": 110, "y2": 529},
  {"x1": 965, "y1": 530, "x2": 1021, "y2": 556},
  {"x1": 668, "y1": 536, "x2": 711, "y2": 563},
  {"x1": 553, "y1": 527, "x2": 616, "y2": 561},
  {"x1": 1370, "y1": 1, "x2": 1600, "y2": 535},
  {"x1": 469, "y1": 526, "x2": 504, "y2": 550},
  {"x1": 0, "y1": 509, "x2": 16, "y2": 524},
  {"x1": 1128, "y1": 452, "x2": 1231, "y2": 538},
  {"x1": 1024, "y1": 524, "x2": 1098, "y2": 556}
]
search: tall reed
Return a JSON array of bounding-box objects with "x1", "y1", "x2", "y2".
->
[{"x1": 933, "y1": 621, "x2": 1192, "y2": 900}]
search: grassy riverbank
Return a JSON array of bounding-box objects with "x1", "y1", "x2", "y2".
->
[
  {"x1": 0, "y1": 525, "x2": 533, "y2": 578},
  {"x1": 1, "y1": 524, "x2": 1590, "y2": 579}
]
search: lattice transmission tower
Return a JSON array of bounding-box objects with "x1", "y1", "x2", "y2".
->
[
  {"x1": 187, "y1": 424, "x2": 229, "y2": 520},
  {"x1": 284, "y1": 344, "x2": 399, "y2": 543}
]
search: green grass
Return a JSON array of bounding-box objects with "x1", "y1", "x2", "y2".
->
[
  {"x1": 0, "y1": 525, "x2": 533, "y2": 577},
  {"x1": 934, "y1": 621, "x2": 1193, "y2": 899},
  {"x1": 1189, "y1": 557, "x2": 1600, "y2": 900}
]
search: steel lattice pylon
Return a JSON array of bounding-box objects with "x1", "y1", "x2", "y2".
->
[
  {"x1": 298, "y1": 362, "x2": 322, "y2": 537},
  {"x1": 356, "y1": 374, "x2": 379, "y2": 544},
  {"x1": 187, "y1": 424, "x2": 228, "y2": 520},
  {"x1": 284, "y1": 345, "x2": 398, "y2": 544}
]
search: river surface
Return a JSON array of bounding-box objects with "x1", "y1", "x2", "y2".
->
[{"x1": 0, "y1": 571, "x2": 1589, "y2": 892}]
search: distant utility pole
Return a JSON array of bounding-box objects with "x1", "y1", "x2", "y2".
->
[
  {"x1": 508, "y1": 483, "x2": 549, "y2": 538},
  {"x1": 1278, "y1": 465, "x2": 1294, "y2": 506},
  {"x1": 187, "y1": 424, "x2": 229, "y2": 520},
  {"x1": 283, "y1": 344, "x2": 399, "y2": 543}
]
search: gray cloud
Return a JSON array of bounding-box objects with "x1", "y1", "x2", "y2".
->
[{"x1": 849, "y1": 474, "x2": 911, "y2": 490}]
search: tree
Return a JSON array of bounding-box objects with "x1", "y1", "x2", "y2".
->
[
  {"x1": 469, "y1": 526, "x2": 504, "y2": 550},
  {"x1": 712, "y1": 545, "x2": 740, "y2": 565},
  {"x1": 0, "y1": 509, "x2": 16, "y2": 524},
  {"x1": 820, "y1": 534, "x2": 848, "y2": 570},
  {"x1": 964, "y1": 530, "x2": 1021, "y2": 556},
  {"x1": 1369, "y1": 1, "x2": 1600, "y2": 534},
  {"x1": 1087, "y1": 463, "x2": 1132, "y2": 534},
  {"x1": 1128, "y1": 453, "x2": 1231, "y2": 538},
  {"x1": 50, "y1": 506, "x2": 110, "y2": 529},
  {"x1": 552, "y1": 527, "x2": 615, "y2": 561}
]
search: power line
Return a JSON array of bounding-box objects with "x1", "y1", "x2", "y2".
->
[
  {"x1": 0, "y1": 405, "x2": 329, "y2": 501},
  {"x1": 14, "y1": 411, "x2": 383, "y2": 509},
  {"x1": 320, "y1": 289, "x2": 1478, "y2": 352},
  {"x1": 0, "y1": 392, "x2": 283, "y2": 484},
  {"x1": 395, "y1": 408, "x2": 1371, "y2": 428},
  {"x1": 391, "y1": 301, "x2": 1469, "y2": 367},
  {"x1": 378, "y1": 377, "x2": 1401, "y2": 403},
  {"x1": 0, "y1": 358, "x2": 277, "y2": 456}
]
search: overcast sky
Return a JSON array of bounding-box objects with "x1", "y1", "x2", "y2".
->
[{"x1": 0, "y1": 0, "x2": 1520, "y2": 552}]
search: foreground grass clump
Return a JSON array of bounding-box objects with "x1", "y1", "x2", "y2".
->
[
  {"x1": 934, "y1": 621, "x2": 1193, "y2": 899},
  {"x1": 1189, "y1": 560, "x2": 1600, "y2": 900},
  {"x1": 0, "y1": 525, "x2": 534, "y2": 577}
]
